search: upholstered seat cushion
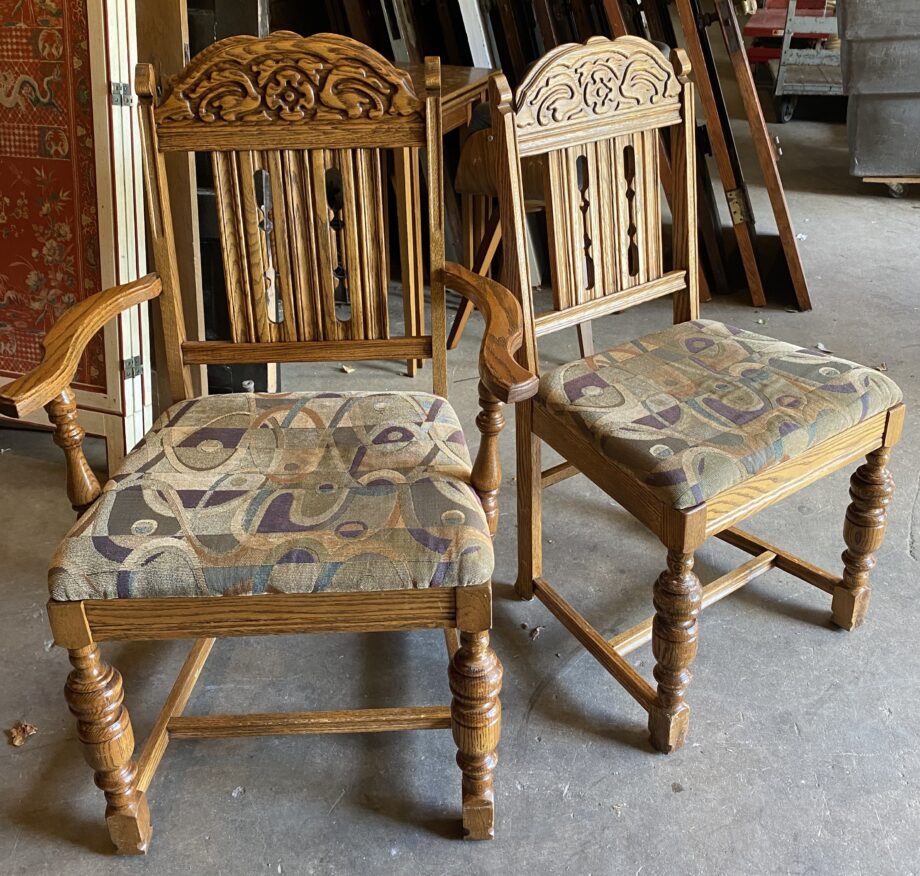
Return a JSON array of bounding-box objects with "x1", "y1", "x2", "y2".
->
[
  {"x1": 538, "y1": 319, "x2": 902, "y2": 510},
  {"x1": 49, "y1": 392, "x2": 494, "y2": 600}
]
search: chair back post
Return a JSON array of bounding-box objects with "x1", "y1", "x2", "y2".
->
[
  {"x1": 669, "y1": 48, "x2": 699, "y2": 324},
  {"x1": 424, "y1": 56, "x2": 448, "y2": 398},
  {"x1": 136, "y1": 63, "x2": 194, "y2": 404},
  {"x1": 493, "y1": 36, "x2": 699, "y2": 376},
  {"x1": 489, "y1": 73, "x2": 540, "y2": 376},
  {"x1": 136, "y1": 32, "x2": 447, "y2": 399}
]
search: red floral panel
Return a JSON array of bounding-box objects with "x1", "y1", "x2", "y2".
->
[{"x1": 0, "y1": 0, "x2": 106, "y2": 392}]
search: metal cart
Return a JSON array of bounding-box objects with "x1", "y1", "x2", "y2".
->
[{"x1": 773, "y1": 0, "x2": 843, "y2": 121}]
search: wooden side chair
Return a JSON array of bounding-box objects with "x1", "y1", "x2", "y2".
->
[
  {"x1": 491, "y1": 36, "x2": 904, "y2": 753},
  {"x1": 0, "y1": 32, "x2": 537, "y2": 853}
]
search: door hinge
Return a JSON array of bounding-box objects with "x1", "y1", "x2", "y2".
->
[
  {"x1": 122, "y1": 355, "x2": 143, "y2": 379},
  {"x1": 110, "y1": 82, "x2": 133, "y2": 106},
  {"x1": 726, "y1": 188, "x2": 752, "y2": 225}
]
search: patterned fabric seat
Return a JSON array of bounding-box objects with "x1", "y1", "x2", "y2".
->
[
  {"x1": 49, "y1": 392, "x2": 494, "y2": 600},
  {"x1": 539, "y1": 319, "x2": 902, "y2": 510}
]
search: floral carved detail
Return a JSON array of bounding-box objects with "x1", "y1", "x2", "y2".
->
[
  {"x1": 155, "y1": 32, "x2": 423, "y2": 126},
  {"x1": 515, "y1": 36, "x2": 680, "y2": 130}
]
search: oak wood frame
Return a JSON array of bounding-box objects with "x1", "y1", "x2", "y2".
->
[
  {"x1": 494, "y1": 36, "x2": 904, "y2": 754},
  {"x1": 0, "y1": 33, "x2": 538, "y2": 853}
]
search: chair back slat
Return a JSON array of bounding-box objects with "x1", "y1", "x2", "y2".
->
[
  {"x1": 236, "y1": 151, "x2": 274, "y2": 342},
  {"x1": 493, "y1": 36, "x2": 697, "y2": 374},
  {"x1": 137, "y1": 32, "x2": 445, "y2": 401},
  {"x1": 540, "y1": 126, "x2": 666, "y2": 312},
  {"x1": 211, "y1": 151, "x2": 253, "y2": 341},
  {"x1": 263, "y1": 150, "x2": 298, "y2": 342}
]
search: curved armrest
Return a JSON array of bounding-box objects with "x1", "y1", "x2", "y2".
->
[
  {"x1": 440, "y1": 262, "x2": 538, "y2": 404},
  {"x1": 0, "y1": 274, "x2": 161, "y2": 418}
]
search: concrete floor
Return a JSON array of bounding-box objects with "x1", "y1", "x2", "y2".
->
[{"x1": 3, "y1": 97, "x2": 920, "y2": 874}]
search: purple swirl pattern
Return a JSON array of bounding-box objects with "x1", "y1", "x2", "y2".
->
[
  {"x1": 49, "y1": 391, "x2": 493, "y2": 600},
  {"x1": 539, "y1": 320, "x2": 902, "y2": 509}
]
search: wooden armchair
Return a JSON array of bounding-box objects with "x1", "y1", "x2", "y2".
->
[
  {"x1": 0, "y1": 32, "x2": 537, "y2": 853},
  {"x1": 491, "y1": 37, "x2": 904, "y2": 753}
]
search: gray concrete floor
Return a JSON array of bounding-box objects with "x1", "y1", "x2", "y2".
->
[{"x1": 3, "y1": 97, "x2": 920, "y2": 874}]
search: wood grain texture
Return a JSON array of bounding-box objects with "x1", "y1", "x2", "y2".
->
[
  {"x1": 167, "y1": 706, "x2": 452, "y2": 738},
  {"x1": 154, "y1": 32, "x2": 425, "y2": 151},
  {"x1": 471, "y1": 381, "x2": 504, "y2": 535},
  {"x1": 32, "y1": 33, "x2": 504, "y2": 851},
  {"x1": 136, "y1": 638, "x2": 214, "y2": 793},
  {"x1": 425, "y1": 57, "x2": 449, "y2": 399},
  {"x1": 533, "y1": 400, "x2": 668, "y2": 539},
  {"x1": 833, "y1": 447, "x2": 894, "y2": 630},
  {"x1": 715, "y1": 528, "x2": 840, "y2": 594},
  {"x1": 401, "y1": 64, "x2": 493, "y2": 134},
  {"x1": 485, "y1": 30, "x2": 903, "y2": 759},
  {"x1": 440, "y1": 262, "x2": 538, "y2": 404},
  {"x1": 447, "y1": 208, "x2": 501, "y2": 351},
  {"x1": 394, "y1": 146, "x2": 424, "y2": 376},
  {"x1": 181, "y1": 338, "x2": 432, "y2": 364},
  {"x1": 138, "y1": 32, "x2": 455, "y2": 389},
  {"x1": 533, "y1": 271, "x2": 687, "y2": 336},
  {"x1": 65, "y1": 645, "x2": 150, "y2": 855},
  {"x1": 648, "y1": 549, "x2": 701, "y2": 753},
  {"x1": 81, "y1": 588, "x2": 460, "y2": 641},
  {"x1": 0, "y1": 274, "x2": 161, "y2": 418},
  {"x1": 533, "y1": 577, "x2": 656, "y2": 709},
  {"x1": 46, "y1": 389, "x2": 102, "y2": 516},
  {"x1": 47, "y1": 599, "x2": 93, "y2": 649},
  {"x1": 669, "y1": 51, "x2": 700, "y2": 323},
  {"x1": 449, "y1": 630, "x2": 502, "y2": 840},
  {"x1": 493, "y1": 56, "x2": 546, "y2": 608},
  {"x1": 541, "y1": 461, "x2": 579, "y2": 487},
  {"x1": 137, "y1": 64, "x2": 195, "y2": 403},
  {"x1": 609, "y1": 550, "x2": 776, "y2": 656},
  {"x1": 515, "y1": 403, "x2": 543, "y2": 601},
  {"x1": 514, "y1": 36, "x2": 682, "y2": 154},
  {"x1": 456, "y1": 585, "x2": 493, "y2": 634}
]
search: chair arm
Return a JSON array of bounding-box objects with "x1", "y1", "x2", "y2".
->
[
  {"x1": 440, "y1": 262, "x2": 538, "y2": 404},
  {"x1": 0, "y1": 274, "x2": 161, "y2": 418}
]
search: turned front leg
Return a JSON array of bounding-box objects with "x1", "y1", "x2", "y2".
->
[
  {"x1": 833, "y1": 447, "x2": 895, "y2": 630},
  {"x1": 449, "y1": 629, "x2": 502, "y2": 839},
  {"x1": 46, "y1": 388, "x2": 102, "y2": 516},
  {"x1": 648, "y1": 549, "x2": 702, "y2": 753},
  {"x1": 66, "y1": 644, "x2": 151, "y2": 854}
]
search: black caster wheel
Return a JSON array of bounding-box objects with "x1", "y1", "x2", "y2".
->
[{"x1": 776, "y1": 96, "x2": 797, "y2": 123}]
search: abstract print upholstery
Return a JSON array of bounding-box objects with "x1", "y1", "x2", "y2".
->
[
  {"x1": 49, "y1": 392, "x2": 494, "y2": 600},
  {"x1": 539, "y1": 320, "x2": 902, "y2": 510}
]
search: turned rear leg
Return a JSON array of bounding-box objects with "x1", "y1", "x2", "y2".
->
[
  {"x1": 833, "y1": 447, "x2": 895, "y2": 630},
  {"x1": 65, "y1": 644, "x2": 151, "y2": 854},
  {"x1": 515, "y1": 402, "x2": 542, "y2": 600}
]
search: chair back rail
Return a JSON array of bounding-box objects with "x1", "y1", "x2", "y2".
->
[
  {"x1": 494, "y1": 36, "x2": 697, "y2": 373},
  {"x1": 136, "y1": 32, "x2": 447, "y2": 403}
]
